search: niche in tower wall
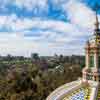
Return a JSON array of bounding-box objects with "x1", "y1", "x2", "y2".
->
[
  {"x1": 89, "y1": 55, "x2": 94, "y2": 67},
  {"x1": 94, "y1": 76, "x2": 97, "y2": 81}
]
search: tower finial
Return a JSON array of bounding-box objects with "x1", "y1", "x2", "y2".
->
[
  {"x1": 94, "y1": 3, "x2": 100, "y2": 30},
  {"x1": 95, "y1": 11, "x2": 99, "y2": 30}
]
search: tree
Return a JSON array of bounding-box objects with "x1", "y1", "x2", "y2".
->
[
  {"x1": 31, "y1": 53, "x2": 39, "y2": 61},
  {"x1": 59, "y1": 54, "x2": 65, "y2": 63},
  {"x1": 6, "y1": 54, "x2": 13, "y2": 61}
]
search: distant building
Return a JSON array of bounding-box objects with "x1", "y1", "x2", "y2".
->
[{"x1": 46, "y1": 14, "x2": 100, "y2": 100}]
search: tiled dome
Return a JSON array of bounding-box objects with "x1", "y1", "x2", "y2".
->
[
  {"x1": 62, "y1": 86, "x2": 91, "y2": 100},
  {"x1": 46, "y1": 80, "x2": 99, "y2": 100}
]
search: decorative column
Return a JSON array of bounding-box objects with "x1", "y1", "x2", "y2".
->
[
  {"x1": 89, "y1": 82, "x2": 99, "y2": 100},
  {"x1": 85, "y1": 47, "x2": 90, "y2": 68}
]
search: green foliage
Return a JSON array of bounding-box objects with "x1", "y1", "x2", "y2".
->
[{"x1": 0, "y1": 55, "x2": 83, "y2": 100}]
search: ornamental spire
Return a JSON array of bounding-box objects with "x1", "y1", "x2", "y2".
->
[
  {"x1": 94, "y1": 3, "x2": 100, "y2": 30},
  {"x1": 95, "y1": 12, "x2": 99, "y2": 30}
]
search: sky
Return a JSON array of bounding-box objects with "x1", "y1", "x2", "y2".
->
[{"x1": 0, "y1": 0, "x2": 99, "y2": 56}]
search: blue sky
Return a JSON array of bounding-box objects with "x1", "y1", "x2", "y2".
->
[{"x1": 0, "y1": 0, "x2": 99, "y2": 56}]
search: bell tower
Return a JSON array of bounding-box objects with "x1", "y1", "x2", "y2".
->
[{"x1": 82, "y1": 13, "x2": 100, "y2": 82}]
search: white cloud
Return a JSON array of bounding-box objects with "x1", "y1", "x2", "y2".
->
[
  {"x1": 63, "y1": 0, "x2": 95, "y2": 30},
  {"x1": 0, "y1": 0, "x2": 48, "y2": 12},
  {"x1": 15, "y1": 0, "x2": 48, "y2": 11},
  {"x1": 0, "y1": 0, "x2": 98, "y2": 56},
  {"x1": 0, "y1": 24, "x2": 83, "y2": 56},
  {"x1": 0, "y1": 14, "x2": 84, "y2": 37},
  {"x1": 0, "y1": 33, "x2": 37, "y2": 56}
]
